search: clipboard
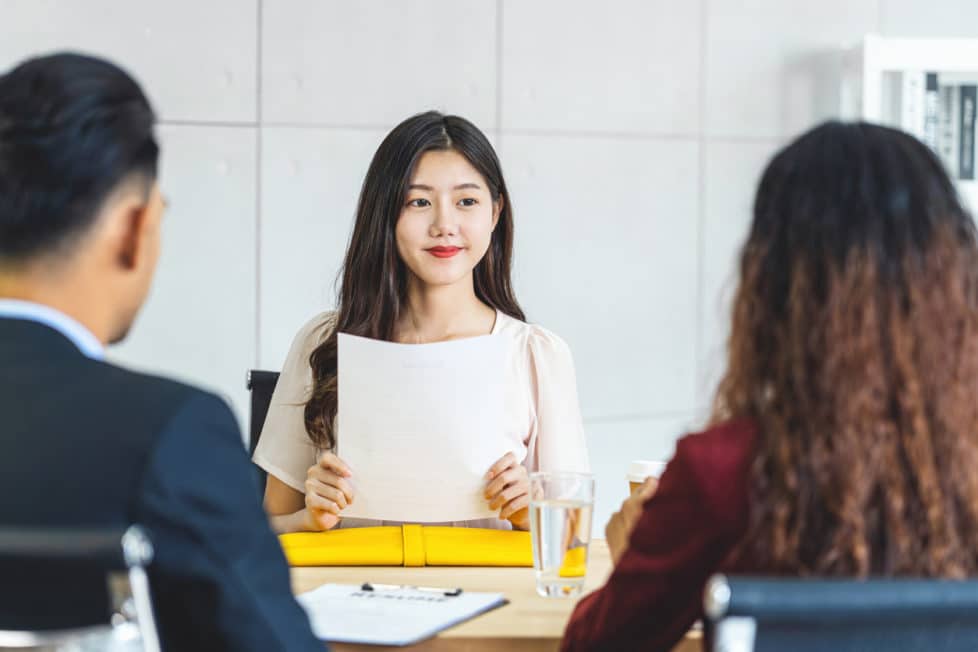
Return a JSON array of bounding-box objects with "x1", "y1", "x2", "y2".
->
[{"x1": 297, "y1": 582, "x2": 508, "y2": 646}]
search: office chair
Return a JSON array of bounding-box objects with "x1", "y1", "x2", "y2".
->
[
  {"x1": 0, "y1": 525, "x2": 159, "y2": 651},
  {"x1": 705, "y1": 574, "x2": 978, "y2": 652},
  {"x1": 246, "y1": 369, "x2": 280, "y2": 497}
]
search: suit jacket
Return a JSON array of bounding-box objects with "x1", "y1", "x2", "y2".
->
[
  {"x1": 561, "y1": 418, "x2": 757, "y2": 652},
  {"x1": 0, "y1": 317, "x2": 323, "y2": 651}
]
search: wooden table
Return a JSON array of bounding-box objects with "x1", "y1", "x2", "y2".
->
[{"x1": 291, "y1": 540, "x2": 701, "y2": 651}]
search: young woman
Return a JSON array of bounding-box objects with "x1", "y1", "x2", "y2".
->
[
  {"x1": 562, "y1": 121, "x2": 978, "y2": 650},
  {"x1": 254, "y1": 111, "x2": 590, "y2": 534}
]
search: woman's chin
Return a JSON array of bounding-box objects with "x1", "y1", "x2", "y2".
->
[
  {"x1": 408, "y1": 264, "x2": 474, "y2": 288},
  {"x1": 419, "y1": 273, "x2": 471, "y2": 288}
]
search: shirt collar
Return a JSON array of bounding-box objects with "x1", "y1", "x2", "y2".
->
[{"x1": 0, "y1": 299, "x2": 105, "y2": 360}]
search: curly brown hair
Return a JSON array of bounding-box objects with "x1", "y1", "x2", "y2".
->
[{"x1": 715, "y1": 122, "x2": 978, "y2": 577}]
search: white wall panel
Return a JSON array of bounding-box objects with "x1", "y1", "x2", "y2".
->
[
  {"x1": 0, "y1": 0, "x2": 257, "y2": 123},
  {"x1": 262, "y1": 0, "x2": 497, "y2": 127},
  {"x1": 881, "y1": 0, "x2": 978, "y2": 38},
  {"x1": 501, "y1": 0, "x2": 702, "y2": 135},
  {"x1": 502, "y1": 134, "x2": 700, "y2": 420},
  {"x1": 699, "y1": 139, "x2": 780, "y2": 400},
  {"x1": 705, "y1": 0, "x2": 878, "y2": 139},
  {"x1": 259, "y1": 127, "x2": 386, "y2": 370}
]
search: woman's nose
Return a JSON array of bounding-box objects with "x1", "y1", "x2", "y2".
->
[{"x1": 428, "y1": 202, "x2": 459, "y2": 237}]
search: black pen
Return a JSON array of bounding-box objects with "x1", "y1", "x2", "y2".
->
[{"x1": 360, "y1": 582, "x2": 463, "y2": 597}]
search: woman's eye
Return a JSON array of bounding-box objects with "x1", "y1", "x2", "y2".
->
[
  {"x1": 407, "y1": 198, "x2": 430, "y2": 208},
  {"x1": 458, "y1": 198, "x2": 478, "y2": 207}
]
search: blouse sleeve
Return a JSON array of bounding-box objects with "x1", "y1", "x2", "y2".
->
[
  {"x1": 524, "y1": 326, "x2": 590, "y2": 473},
  {"x1": 252, "y1": 313, "x2": 333, "y2": 493}
]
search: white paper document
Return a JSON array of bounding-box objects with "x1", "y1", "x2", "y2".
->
[
  {"x1": 298, "y1": 583, "x2": 507, "y2": 645},
  {"x1": 337, "y1": 333, "x2": 511, "y2": 522}
]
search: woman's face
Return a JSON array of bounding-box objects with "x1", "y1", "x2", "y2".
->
[{"x1": 395, "y1": 149, "x2": 501, "y2": 290}]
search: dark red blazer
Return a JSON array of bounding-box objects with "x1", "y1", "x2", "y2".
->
[{"x1": 561, "y1": 418, "x2": 757, "y2": 651}]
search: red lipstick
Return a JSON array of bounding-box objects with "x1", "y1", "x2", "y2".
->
[{"x1": 427, "y1": 246, "x2": 462, "y2": 258}]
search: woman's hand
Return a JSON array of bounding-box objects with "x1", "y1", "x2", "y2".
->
[
  {"x1": 299, "y1": 452, "x2": 355, "y2": 532},
  {"x1": 485, "y1": 452, "x2": 530, "y2": 530},
  {"x1": 606, "y1": 477, "x2": 658, "y2": 565}
]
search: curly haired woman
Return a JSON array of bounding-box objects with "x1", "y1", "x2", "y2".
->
[{"x1": 562, "y1": 121, "x2": 978, "y2": 651}]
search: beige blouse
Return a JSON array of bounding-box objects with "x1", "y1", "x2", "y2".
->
[{"x1": 252, "y1": 310, "x2": 590, "y2": 530}]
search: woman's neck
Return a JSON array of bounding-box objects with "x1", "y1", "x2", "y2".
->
[{"x1": 396, "y1": 275, "x2": 496, "y2": 344}]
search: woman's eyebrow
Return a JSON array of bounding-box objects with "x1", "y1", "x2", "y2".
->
[{"x1": 406, "y1": 182, "x2": 483, "y2": 191}]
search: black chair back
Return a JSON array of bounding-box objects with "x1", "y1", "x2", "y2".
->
[
  {"x1": 246, "y1": 370, "x2": 281, "y2": 456},
  {"x1": 0, "y1": 525, "x2": 159, "y2": 650},
  {"x1": 246, "y1": 370, "x2": 280, "y2": 498},
  {"x1": 705, "y1": 574, "x2": 978, "y2": 652}
]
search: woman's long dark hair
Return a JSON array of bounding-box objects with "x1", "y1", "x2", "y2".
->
[
  {"x1": 304, "y1": 111, "x2": 525, "y2": 450},
  {"x1": 715, "y1": 121, "x2": 978, "y2": 577}
]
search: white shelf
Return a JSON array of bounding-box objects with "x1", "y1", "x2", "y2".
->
[
  {"x1": 860, "y1": 35, "x2": 978, "y2": 71},
  {"x1": 842, "y1": 35, "x2": 978, "y2": 212},
  {"x1": 843, "y1": 35, "x2": 978, "y2": 120}
]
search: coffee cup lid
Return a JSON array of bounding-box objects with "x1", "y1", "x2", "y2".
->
[{"x1": 627, "y1": 460, "x2": 667, "y2": 482}]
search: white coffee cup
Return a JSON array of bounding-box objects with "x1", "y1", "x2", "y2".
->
[{"x1": 627, "y1": 460, "x2": 667, "y2": 495}]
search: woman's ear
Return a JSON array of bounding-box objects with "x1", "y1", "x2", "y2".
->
[{"x1": 492, "y1": 196, "x2": 504, "y2": 230}]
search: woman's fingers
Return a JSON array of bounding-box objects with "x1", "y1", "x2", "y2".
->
[
  {"x1": 305, "y1": 478, "x2": 351, "y2": 510},
  {"x1": 307, "y1": 465, "x2": 355, "y2": 504},
  {"x1": 485, "y1": 452, "x2": 517, "y2": 480},
  {"x1": 303, "y1": 455, "x2": 354, "y2": 531},
  {"x1": 490, "y1": 480, "x2": 528, "y2": 511},
  {"x1": 637, "y1": 477, "x2": 658, "y2": 500},
  {"x1": 618, "y1": 484, "x2": 655, "y2": 540},
  {"x1": 485, "y1": 465, "x2": 526, "y2": 500},
  {"x1": 309, "y1": 510, "x2": 339, "y2": 531},
  {"x1": 301, "y1": 505, "x2": 341, "y2": 532},
  {"x1": 485, "y1": 454, "x2": 529, "y2": 516},
  {"x1": 306, "y1": 491, "x2": 341, "y2": 516},
  {"x1": 605, "y1": 511, "x2": 627, "y2": 564},
  {"x1": 318, "y1": 452, "x2": 353, "y2": 477},
  {"x1": 499, "y1": 494, "x2": 530, "y2": 520}
]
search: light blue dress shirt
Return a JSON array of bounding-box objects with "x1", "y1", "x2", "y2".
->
[{"x1": 0, "y1": 299, "x2": 104, "y2": 360}]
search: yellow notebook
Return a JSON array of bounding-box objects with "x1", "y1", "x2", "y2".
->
[{"x1": 279, "y1": 525, "x2": 533, "y2": 567}]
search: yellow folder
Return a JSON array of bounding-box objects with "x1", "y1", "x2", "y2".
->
[{"x1": 279, "y1": 525, "x2": 534, "y2": 567}]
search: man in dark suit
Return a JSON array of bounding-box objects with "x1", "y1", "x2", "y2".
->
[{"x1": 0, "y1": 53, "x2": 323, "y2": 650}]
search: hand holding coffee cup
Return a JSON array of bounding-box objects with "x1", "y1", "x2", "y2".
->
[
  {"x1": 607, "y1": 462, "x2": 666, "y2": 564},
  {"x1": 627, "y1": 460, "x2": 667, "y2": 496}
]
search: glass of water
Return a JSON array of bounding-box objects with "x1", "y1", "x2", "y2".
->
[{"x1": 529, "y1": 471, "x2": 594, "y2": 598}]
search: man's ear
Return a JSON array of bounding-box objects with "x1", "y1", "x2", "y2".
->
[{"x1": 116, "y1": 201, "x2": 150, "y2": 271}]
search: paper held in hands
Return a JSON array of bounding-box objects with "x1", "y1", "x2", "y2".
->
[{"x1": 337, "y1": 332, "x2": 512, "y2": 522}]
